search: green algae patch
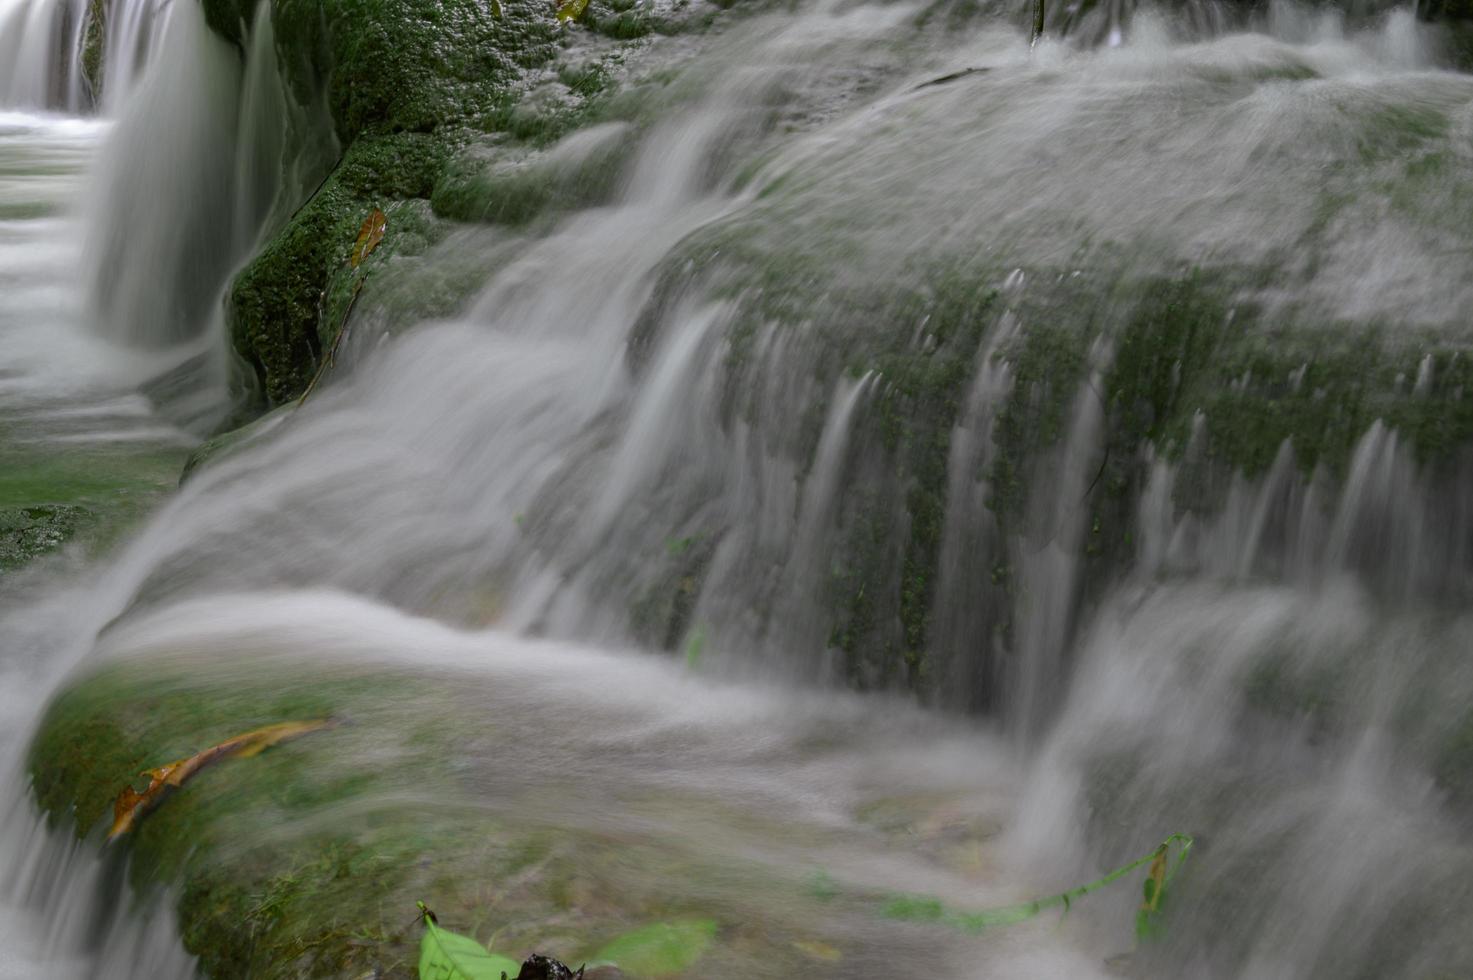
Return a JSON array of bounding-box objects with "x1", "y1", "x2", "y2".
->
[{"x1": 0, "y1": 444, "x2": 188, "y2": 571}]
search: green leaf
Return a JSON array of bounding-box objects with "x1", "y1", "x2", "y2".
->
[
  {"x1": 418, "y1": 915, "x2": 521, "y2": 980},
  {"x1": 684, "y1": 624, "x2": 706, "y2": 670},
  {"x1": 881, "y1": 895, "x2": 946, "y2": 922},
  {"x1": 590, "y1": 919, "x2": 717, "y2": 977},
  {"x1": 555, "y1": 0, "x2": 590, "y2": 22}
]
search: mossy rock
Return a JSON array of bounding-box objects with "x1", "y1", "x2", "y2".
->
[
  {"x1": 213, "y1": 0, "x2": 563, "y2": 407},
  {"x1": 27, "y1": 657, "x2": 931, "y2": 978},
  {"x1": 0, "y1": 504, "x2": 92, "y2": 571},
  {"x1": 210, "y1": 0, "x2": 698, "y2": 408}
]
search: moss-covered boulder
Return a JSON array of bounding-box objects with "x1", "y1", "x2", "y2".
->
[
  {"x1": 28, "y1": 655, "x2": 973, "y2": 978},
  {"x1": 214, "y1": 0, "x2": 565, "y2": 406}
]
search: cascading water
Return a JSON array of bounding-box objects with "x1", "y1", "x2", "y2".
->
[
  {"x1": 4, "y1": 0, "x2": 1473, "y2": 976},
  {"x1": 0, "y1": 0, "x2": 170, "y2": 113},
  {"x1": 0, "y1": 108, "x2": 196, "y2": 978}
]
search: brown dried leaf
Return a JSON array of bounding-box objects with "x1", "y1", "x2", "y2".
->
[
  {"x1": 108, "y1": 719, "x2": 335, "y2": 840},
  {"x1": 351, "y1": 208, "x2": 387, "y2": 268}
]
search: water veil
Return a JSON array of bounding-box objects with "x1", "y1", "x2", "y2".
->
[{"x1": 3, "y1": 0, "x2": 1473, "y2": 976}]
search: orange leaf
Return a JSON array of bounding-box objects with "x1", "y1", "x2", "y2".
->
[
  {"x1": 351, "y1": 209, "x2": 387, "y2": 268},
  {"x1": 108, "y1": 719, "x2": 335, "y2": 840},
  {"x1": 1140, "y1": 846, "x2": 1169, "y2": 914}
]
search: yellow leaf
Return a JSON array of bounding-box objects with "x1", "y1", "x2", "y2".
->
[
  {"x1": 109, "y1": 719, "x2": 335, "y2": 839},
  {"x1": 555, "y1": 0, "x2": 590, "y2": 22},
  {"x1": 792, "y1": 939, "x2": 842, "y2": 962},
  {"x1": 351, "y1": 209, "x2": 387, "y2": 268},
  {"x1": 1140, "y1": 846, "x2": 1169, "y2": 915}
]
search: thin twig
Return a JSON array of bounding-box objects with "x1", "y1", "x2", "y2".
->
[{"x1": 297, "y1": 278, "x2": 364, "y2": 408}]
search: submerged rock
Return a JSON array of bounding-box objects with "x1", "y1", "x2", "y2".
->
[
  {"x1": 0, "y1": 504, "x2": 90, "y2": 572},
  {"x1": 508, "y1": 953, "x2": 586, "y2": 979}
]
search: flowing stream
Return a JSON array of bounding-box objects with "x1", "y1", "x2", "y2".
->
[{"x1": 3, "y1": 0, "x2": 1473, "y2": 976}]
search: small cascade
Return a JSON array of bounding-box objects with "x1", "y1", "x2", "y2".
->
[
  {"x1": 1130, "y1": 421, "x2": 1473, "y2": 601},
  {"x1": 1008, "y1": 358, "x2": 1109, "y2": 739},
  {"x1": 0, "y1": 0, "x2": 90, "y2": 111},
  {"x1": 1, "y1": 0, "x2": 331, "y2": 426},
  {"x1": 4, "y1": 0, "x2": 1473, "y2": 976},
  {"x1": 0, "y1": 806, "x2": 195, "y2": 980},
  {"x1": 0, "y1": 0, "x2": 171, "y2": 113},
  {"x1": 76, "y1": 0, "x2": 334, "y2": 427},
  {"x1": 96, "y1": 0, "x2": 170, "y2": 113},
  {"x1": 768, "y1": 370, "x2": 877, "y2": 676},
  {"x1": 81, "y1": 0, "x2": 243, "y2": 357},
  {"x1": 928, "y1": 310, "x2": 1018, "y2": 712}
]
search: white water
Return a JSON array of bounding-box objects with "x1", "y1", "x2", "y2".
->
[
  {"x1": 3, "y1": 0, "x2": 1473, "y2": 976},
  {"x1": 0, "y1": 0, "x2": 170, "y2": 113},
  {"x1": 0, "y1": 105, "x2": 197, "y2": 980}
]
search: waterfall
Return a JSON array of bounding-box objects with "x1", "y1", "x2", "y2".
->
[
  {"x1": 0, "y1": 807, "x2": 196, "y2": 980},
  {"x1": 2, "y1": 0, "x2": 330, "y2": 428},
  {"x1": 0, "y1": 0, "x2": 90, "y2": 111},
  {"x1": 0, "y1": 0, "x2": 170, "y2": 113},
  {"x1": 4, "y1": 0, "x2": 1473, "y2": 976},
  {"x1": 80, "y1": 0, "x2": 241, "y2": 355}
]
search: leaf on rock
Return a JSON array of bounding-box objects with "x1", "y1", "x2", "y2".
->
[
  {"x1": 108, "y1": 719, "x2": 334, "y2": 839},
  {"x1": 555, "y1": 0, "x2": 590, "y2": 22},
  {"x1": 351, "y1": 208, "x2": 388, "y2": 268},
  {"x1": 589, "y1": 919, "x2": 717, "y2": 977}
]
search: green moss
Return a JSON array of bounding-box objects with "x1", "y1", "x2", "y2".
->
[
  {"x1": 629, "y1": 532, "x2": 716, "y2": 652},
  {"x1": 0, "y1": 444, "x2": 187, "y2": 565},
  {"x1": 826, "y1": 489, "x2": 888, "y2": 680},
  {"x1": 676, "y1": 270, "x2": 1001, "y2": 692},
  {"x1": 211, "y1": 0, "x2": 738, "y2": 411},
  {"x1": 863, "y1": 285, "x2": 996, "y2": 687},
  {"x1": 0, "y1": 505, "x2": 92, "y2": 571},
  {"x1": 269, "y1": 0, "x2": 561, "y2": 145},
  {"x1": 988, "y1": 317, "x2": 1091, "y2": 525},
  {"x1": 431, "y1": 122, "x2": 636, "y2": 226},
  {"x1": 227, "y1": 128, "x2": 460, "y2": 404},
  {"x1": 215, "y1": 0, "x2": 563, "y2": 407},
  {"x1": 80, "y1": 0, "x2": 106, "y2": 102}
]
